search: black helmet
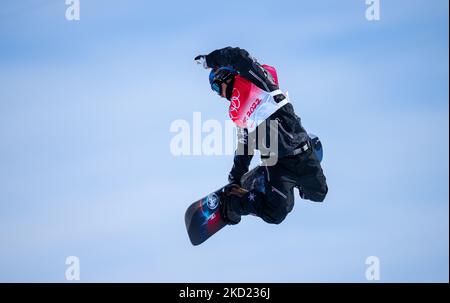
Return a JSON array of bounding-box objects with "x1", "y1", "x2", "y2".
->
[{"x1": 209, "y1": 67, "x2": 237, "y2": 96}]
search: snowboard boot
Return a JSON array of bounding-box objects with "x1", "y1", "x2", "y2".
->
[{"x1": 220, "y1": 184, "x2": 249, "y2": 225}]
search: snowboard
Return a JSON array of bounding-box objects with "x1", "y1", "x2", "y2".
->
[{"x1": 185, "y1": 165, "x2": 266, "y2": 246}]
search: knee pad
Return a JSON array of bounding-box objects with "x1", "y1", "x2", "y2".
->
[
  {"x1": 262, "y1": 209, "x2": 288, "y2": 225},
  {"x1": 260, "y1": 196, "x2": 291, "y2": 224}
]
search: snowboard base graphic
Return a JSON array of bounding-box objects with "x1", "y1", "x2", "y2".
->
[{"x1": 185, "y1": 166, "x2": 266, "y2": 246}]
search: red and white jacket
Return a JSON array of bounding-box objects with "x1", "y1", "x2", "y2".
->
[{"x1": 228, "y1": 65, "x2": 289, "y2": 132}]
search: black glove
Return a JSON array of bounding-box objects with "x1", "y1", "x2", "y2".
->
[
  {"x1": 220, "y1": 184, "x2": 248, "y2": 225},
  {"x1": 194, "y1": 55, "x2": 209, "y2": 69}
]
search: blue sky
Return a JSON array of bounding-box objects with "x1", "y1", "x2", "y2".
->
[{"x1": 0, "y1": 0, "x2": 448, "y2": 282}]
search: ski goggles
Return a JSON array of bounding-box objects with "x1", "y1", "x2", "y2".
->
[
  {"x1": 211, "y1": 82, "x2": 222, "y2": 95},
  {"x1": 210, "y1": 67, "x2": 236, "y2": 96}
]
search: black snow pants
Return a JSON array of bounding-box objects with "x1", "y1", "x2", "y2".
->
[{"x1": 240, "y1": 145, "x2": 328, "y2": 224}]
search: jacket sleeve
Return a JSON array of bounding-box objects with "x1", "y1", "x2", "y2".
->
[
  {"x1": 228, "y1": 127, "x2": 253, "y2": 185},
  {"x1": 205, "y1": 47, "x2": 279, "y2": 92}
]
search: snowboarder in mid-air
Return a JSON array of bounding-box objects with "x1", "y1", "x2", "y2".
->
[{"x1": 194, "y1": 47, "x2": 328, "y2": 226}]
